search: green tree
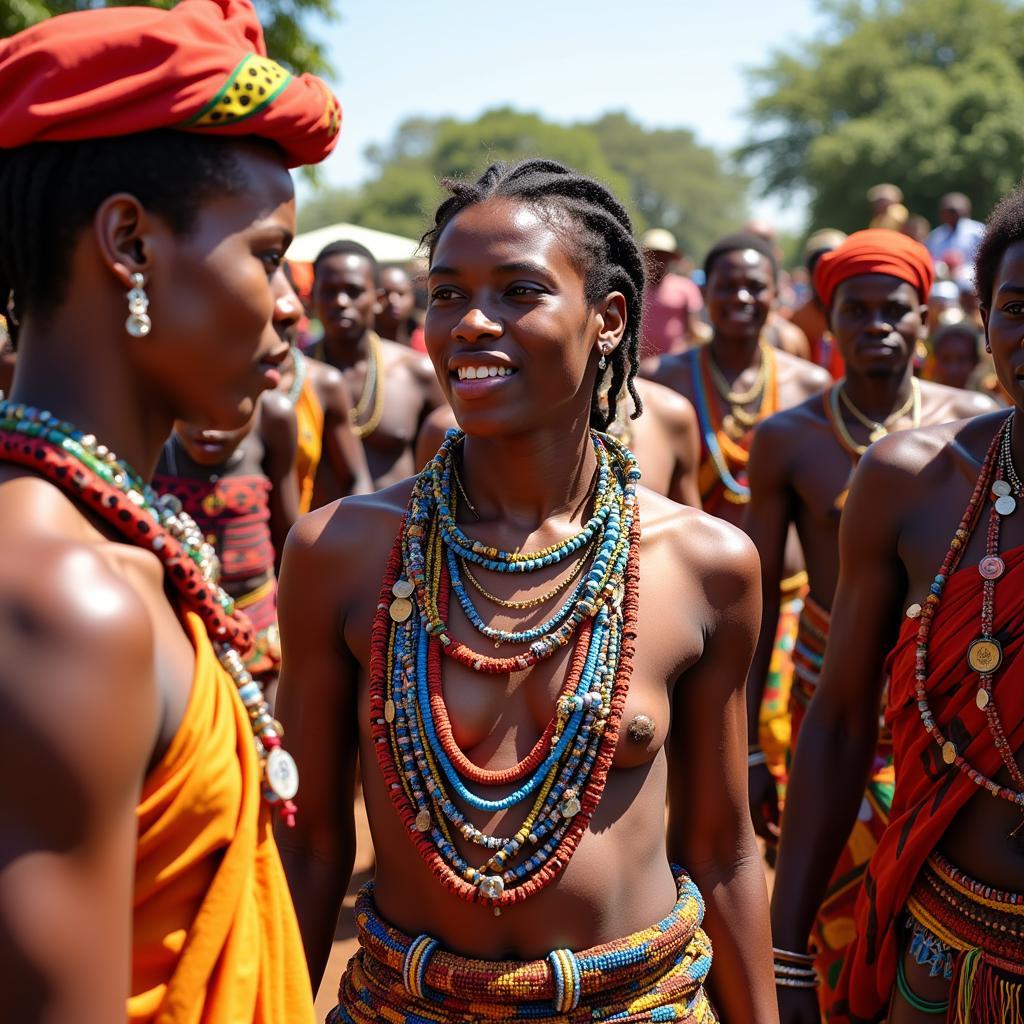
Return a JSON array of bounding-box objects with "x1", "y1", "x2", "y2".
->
[
  {"x1": 588, "y1": 111, "x2": 748, "y2": 259},
  {"x1": 1, "y1": 0, "x2": 338, "y2": 75},
  {"x1": 299, "y1": 106, "x2": 750, "y2": 256},
  {"x1": 740, "y1": 0, "x2": 1024, "y2": 232}
]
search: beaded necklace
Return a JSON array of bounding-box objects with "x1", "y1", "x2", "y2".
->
[
  {"x1": 285, "y1": 344, "x2": 307, "y2": 406},
  {"x1": 0, "y1": 401, "x2": 299, "y2": 825},
  {"x1": 349, "y1": 330, "x2": 385, "y2": 439},
  {"x1": 369, "y1": 429, "x2": 640, "y2": 912},
  {"x1": 688, "y1": 342, "x2": 778, "y2": 504},
  {"x1": 913, "y1": 412, "x2": 1024, "y2": 838}
]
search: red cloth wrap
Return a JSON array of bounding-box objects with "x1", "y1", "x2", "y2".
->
[
  {"x1": 832, "y1": 545, "x2": 1024, "y2": 1023},
  {"x1": 813, "y1": 229, "x2": 934, "y2": 310},
  {"x1": 0, "y1": 0, "x2": 340, "y2": 167}
]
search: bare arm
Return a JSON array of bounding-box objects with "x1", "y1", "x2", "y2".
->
[
  {"x1": 274, "y1": 509, "x2": 360, "y2": 987},
  {"x1": 316, "y1": 366, "x2": 373, "y2": 499},
  {"x1": 771, "y1": 443, "x2": 906, "y2": 957},
  {"x1": 0, "y1": 539, "x2": 158, "y2": 1022},
  {"x1": 260, "y1": 390, "x2": 300, "y2": 570},
  {"x1": 667, "y1": 521, "x2": 777, "y2": 1024},
  {"x1": 740, "y1": 417, "x2": 797, "y2": 839},
  {"x1": 414, "y1": 404, "x2": 458, "y2": 471},
  {"x1": 649, "y1": 384, "x2": 702, "y2": 509}
]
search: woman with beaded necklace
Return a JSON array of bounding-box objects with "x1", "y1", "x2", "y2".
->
[
  {"x1": 0, "y1": 1, "x2": 339, "y2": 1019},
  {"x1": 276, "y1": 160, "x2": 776, "y2": 1023}
]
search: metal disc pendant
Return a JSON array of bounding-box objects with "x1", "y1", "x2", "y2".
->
[
  {"x1": 977, "y1": 688, "x2": 991, "y2": 710},
  {"x1": 384, "y1": 699, "x2": 396, "y2": 723},
  {"x1": 967, "y1": 637, "x2": 1003, "y2": 674},
  {"x1": 392, "y1": 579, "x2": 414, "y2": 599},
  {"x1": 996, "y1": 495, "x2": 1017, "y2": 516},
  {"x1": 390, "y1": 597, "x2": 413, "y2": 622},
  {"x1": 942, "y1": 740, "x2": 958, "y2": 764},
  {"x1": 979, "y1": 555, "x2": 1006, "y2": 580},
  {"x1": 993, "y1": 480, "x2": 1012, "y2": 497},
  {"x1": 264, "y1": 747, "x2": 300, "y2": 801},
  {"x1": 415, "y1": 809, "x2": 431, "y2": 832},
  {"x1": 906, "y1": 603, "x2": 923, "y2": 619}
]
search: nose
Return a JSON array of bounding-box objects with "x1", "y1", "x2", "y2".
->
[
  {"x1": 274, "y1": 289, "x2": 302, "y2": 329},
  {"x1": 736, "y1": 288, "x2": 754, "y2": 304},
  {"x1": 866, "y1": 312, "x2": 894, "y2": 335},
  {"x1": 454, "y1": 306, "x2": 502, "y2": 344}
]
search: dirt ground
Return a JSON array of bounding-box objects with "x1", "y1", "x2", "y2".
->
[{"x1": 311, "y1": 795, "x2": 776, "y2": 1020}]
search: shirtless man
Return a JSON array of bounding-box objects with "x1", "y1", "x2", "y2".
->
[
  {"x1": 774, "y1": 192, "x2": 1024, "y2": 1023},
  {"x1": 644, "y1": 232, "x2": 830, "y2": 787},
  {"x1": 416, "y1": 374, "x2": 703, "y2": 507},
  {"x1": 310, "y1": 240, "x2": 442, "y2": 488},
  {"x1": 743, "y1": 230, "x2": 995, "y2": 1015},
  {"x1": 376, "y1": 262, "x2": 417, "y2": 346}
]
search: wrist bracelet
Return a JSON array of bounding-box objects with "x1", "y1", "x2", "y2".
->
[
  {"x1": 772, "y1": 946, "x2": 816, "y2": 965},
  {"x1": 748, "y1": 749, "x2": 768, "y2": 768},
  {"x1": 773, "y1": 963, "x2": 817, "y2": 978},
  {"x1": 775, "y1": 975, "x2": 820, "y2": 989}
]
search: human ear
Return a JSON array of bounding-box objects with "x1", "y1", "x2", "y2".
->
[
  {"x1": 593, "y1": 291, "x2": 627, "y2": 359},
  {"x1": 980, "y1": 305, "x2": 992, "y2": 352},
  {"x1": 93, "y1": 193, "x2": 160, "y2": 289}
]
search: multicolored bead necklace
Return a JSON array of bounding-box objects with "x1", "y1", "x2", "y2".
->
[
  {"x1": 913, "y1": 412, "x2": 1024, "y2": 836},
  {"x1": 369, "y1": 428, "x2": 641, "y2": 912},
  {"x1": 0, "y1": 401, "x2": 300, "y2": 825},
  {"x1": 688, "y1": 341, "x2": 778, "y2": 505}
]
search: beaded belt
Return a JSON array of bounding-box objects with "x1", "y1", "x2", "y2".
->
[{"x1": 329, "y1": 866, "x2": 716, "y2": 1023}]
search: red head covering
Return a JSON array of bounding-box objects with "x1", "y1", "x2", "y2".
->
[
  {"x1": 813, "y1": 229, "x2": 934, "y2": 308},
  {"x1": 0, "y1": 0, "x2": 340, "y2": 167}
]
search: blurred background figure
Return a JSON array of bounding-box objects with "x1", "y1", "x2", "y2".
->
[
  {"x1": 866, "y1": 183, "x2": 908, "y2": 231},
  {"x1": 789, "y1": 228, "x2": 847, "y2": 378},
  {"x1": 901, "y1": 213, "x2": 932, "y2": 244},
  {"x1": 376, "y1": 262, "x2": 417, "y2": 346},
  {"x1": 927, "y1": 191, "x2": 985, "y2": 269},
  {"x1": 927, "y1": 317, "x2": 982, "y2": 392},
  {"x1": 640, "y1": 227, "x2": 705, "y2": 356},
  {"x1": 927, "y1": 278, "x2": 963, "y2": 333}
]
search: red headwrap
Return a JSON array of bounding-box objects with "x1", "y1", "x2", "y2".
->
[
  {"x1": 813, "y1": 229, "x2": 934, "y2": 308},
  {"x1": 0, "y1": 0, "x2": 340, "y2": 167}
]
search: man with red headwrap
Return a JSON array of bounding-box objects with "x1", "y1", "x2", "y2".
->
[
  {"x1": 744, "y1": 230, "x2": 994, "y2": 1016},
  {"x1": 0, "y1": 2, "x2": 338, "y2": 1021}
]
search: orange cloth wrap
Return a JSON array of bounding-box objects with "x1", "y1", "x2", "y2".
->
[
  {"x1": 832, "y1": 546, "x2": 1024, "y2": 1023},
  {"x1": 129, "y1": 610, "x2": 313, "y2": 1024},
  {"x1": 0, "y1": 0, "x2": 340, "y2": 167},
  {"x1": 295, "y1": 375, "x2": 325, "y2": 515},
  {"x1": 813, "y1": 229, "x2": 934, "y2": 310}
]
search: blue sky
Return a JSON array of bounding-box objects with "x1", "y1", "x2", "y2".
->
[{"x1": 301, "y1": 0, "x2": 825, "y2": 228}]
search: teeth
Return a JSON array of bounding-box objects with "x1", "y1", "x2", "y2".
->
[{"x1": 456, "y1": 366, "x2": 515, "y2": 380}]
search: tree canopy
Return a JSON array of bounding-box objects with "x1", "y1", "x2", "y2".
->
[
  {"x1": 740, "y1": 0, "x2": 1024, "y2": 232},
  {"x1": 300, "y1": 107, "x2": 749, "y2": 260},
  {"x1": 1, "y1": 0, "x2": 338, "y2": 75}
]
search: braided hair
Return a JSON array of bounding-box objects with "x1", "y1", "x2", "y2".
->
[
  {"x1": 422, "y1": 159, "x2": 646, "y2": 430},
  {"x1": 0, "y1": 130, "x2": 251, "y2": 348}
]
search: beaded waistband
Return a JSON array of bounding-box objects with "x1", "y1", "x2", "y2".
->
[
  {"x1": 331, "y1": 867, "x2": 716, "y2": 1023},
  {"x1": 907, "y1": 852, "x2": 1024, "y2": 973},
  {"x1": 792, "y1": 596, "x2": 830, "y2": 702}
]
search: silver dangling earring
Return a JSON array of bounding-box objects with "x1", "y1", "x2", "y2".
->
[
  {"x1": 598, "y1": 351, "x2": 608, "y2": 370},
  {"x1": 125, "y1": 272, "x2": 151, "y2": 338}
]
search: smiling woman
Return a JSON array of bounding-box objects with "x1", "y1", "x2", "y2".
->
[
  {"x1": 275, "y1": 159, "x2": 778, "y2": 1024},
  {"x1": 0, "y1": 1, "x2": 338, "y2": 1021}
]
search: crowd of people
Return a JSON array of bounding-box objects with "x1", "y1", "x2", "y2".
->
[{"x1": 2, "y1": 3, "x2": 1024, "y2": 1023}]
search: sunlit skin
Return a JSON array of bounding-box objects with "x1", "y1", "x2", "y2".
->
[
  {"x1": 312, "y1": 252, "x2": 442, "y2": 488},
  {"x1": 0, "y1": 141, "x2": 297, "y2": 1020},
  {"x1": 376, "y1": 264, "x2": 416, "y2": 344},
  {"x1": 772, "y1": 242, "x2": 1024, "y2": 1024},
  {"x1": 274, "y1": 197, "x2": 777, "y2": 1022},
  {"x1": 742, "y1": 274, "x2": 994, "y2": 843},
  {"x1": 932, "y1": 328, "x2": 981, "y2": 391}
]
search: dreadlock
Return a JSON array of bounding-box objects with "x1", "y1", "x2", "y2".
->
[
  {"x1": 422, "y1": 159, "x2": 646, "y2": 430},
  {"x1": 0, "y1": 130, "x2": 253, "y2": 348}
]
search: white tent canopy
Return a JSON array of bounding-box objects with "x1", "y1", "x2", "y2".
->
[{"x1": 287, "y1": 222, "x2": 422, "y2": 264}]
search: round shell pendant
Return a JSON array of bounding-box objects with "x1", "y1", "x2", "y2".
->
[
  {"x1": 995, "y1": 495, "x2": 1017, "y2": 517},
  {"x1": 392, "y1": 579, "x2": 414, "y2": 599},
  {"x1": 384, "y1": 699, "x2": 396, "y2": 723},
  {"x1": 967, "y1": 638, "x2": 1003, "y2": 674},
  {"x1": 977, "y1": 688, "x2": 991, "y2": 710},
  {"x1": 979, "y1": 555, "x2": 1006, "y2": 580},
  {"x1": 906, "y1": 603, "x2": 923, "y2": 619},
  {"x1": 479, "y1": 875, "x2": 505, "y2": 900},
  {"x1": 993, "y1": 480, "x2": 1012, "y2": 498},
  {"x1": 560, "y1": 796, "x2": 581, "y2": 818},
  {"x1": 264, "y1": 747, "x2": 300, "y2": 801},
  {"x1": 390, "y1": 597, "x2": 413, "y2": 622},
  {"x1": 942, "y1": 741, "x2": 958, "y2": 765},
  {"x1": 415, "y1": 810, "x2": 431, "y2": 832}
]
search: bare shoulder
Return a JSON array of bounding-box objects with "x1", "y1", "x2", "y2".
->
[
  {"x1": 750, "y1": 391, "x2": 828, "y2": 465},
  {"x1": 285, "y1": 477, "x2": 414, "y2": 601},
  {"x1": 775, "y1": 348, "x2": 831, "y2": 396},
  {"x1": 919, "y1": 377, "x2": 999, "y2": 419},
  {"x1": 259, "y1": 386, "x2": 297, "y2": 437},
  {"x1": 386, "y1": 338, "x2": 433, "y2": 377},
  {"x1": 634, "y1": 376, "x2": 696, "y2": 431},
  {"x1": 639, "y1": 486, "x2": 759, "y2": 602},
  {"x1": 638, "y1": 350, "x2": 694, "y2": 397}
]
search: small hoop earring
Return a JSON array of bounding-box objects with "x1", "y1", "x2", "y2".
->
[
  {"x1": 125, "y1": 272, "x2": 151, "y2": 338},
  {"x1": 598, "y1": 352, "x2": 607, "y2": 370}
]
